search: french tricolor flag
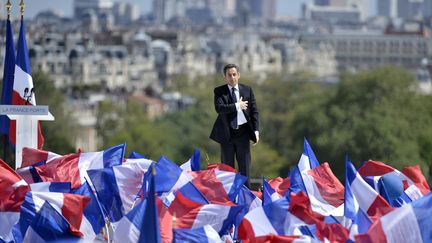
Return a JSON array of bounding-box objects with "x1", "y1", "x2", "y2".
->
[
  {"x1": 297, "y1": 162, "x2": 345, "y2": 216},
  {"x1": 0, "y1": 159, "x2": 29, "y2": 242},
  {"x1": 169, "y1": 192, "x2": 243, "y2": 235},
  {"x1": 21, "y1": 147, "x2": 61, "y2": 168},
  {"x1": 113, "y1": 164, "x2": 161, "y2": 243},
  {"x1": 289, "y1": 138, "x2": 344, "y2": 216},
  {"x1": 9, "y1": 17, "x2": 44, "y2": 148},
  {"x1": 13, "y1": 191, "x2": 90, "y2": 242},
  {"x1": 346, "y1": 160, "x2": 392, "y2": 219},
  {"x1": 356, "y1": 193, "x2": 432, "y2": 243},
  {"x1": 87, "y1": 160, "x2": 151, "y2": 222},
  {"x1": 16, "y1": 147, "x2": 60, "y2": 184},
  {"x1": 155, "y1": 156, "x2": 192, "y2": 198},
  {"x1": 234, "y1": 185, "x2": 262, "y2": 239},
  {"x1": 189, "y1": 169, "x2": 246, "y2": 205},
  {"x1": 162, "y1": 181, "x2": 209, "y2": 208},
  {"x1": 71, "y1": 181, "x2": 106, "y2": 240},
  {"x1": 17, "y1": 201, "x2": 80, "y2": 242},
  {"x1": 262, "y1": 178, "x2": 283, "y2": 205},
  {"x1": 35, "y1": 144, "x2": 125, "y2": 189},
  {"x1": 344, "y1": 155, "x2": 372, "y2": 241},
  {"x1": 358, "y1": 160, "x2": 430, "y2": 198},
  {"x1": 289, "y1": 138, "x2": 320, "y2": 194},
  {"x1": 238, "y1": 196, "x2": 312, "y2": 241}
]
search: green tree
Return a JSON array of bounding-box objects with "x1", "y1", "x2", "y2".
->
[
  {"x1": 32, "y1": 71, "x2": 78, "y2": 154},
  {"x1": 286, "y1": 67, "x2": 432, "y2": 178}
]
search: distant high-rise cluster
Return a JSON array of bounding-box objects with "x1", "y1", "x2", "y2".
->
[
  {"x1": 152, "y1": 0, "x2": 276, "y2": 25},
  {"x1": 378, "y1": 0, "x2": 432, "y2": 19}
]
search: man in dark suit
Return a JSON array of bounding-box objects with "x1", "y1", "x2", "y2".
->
[{"x1": 210, "y1": 64, "x2": 259, "y2": 188}]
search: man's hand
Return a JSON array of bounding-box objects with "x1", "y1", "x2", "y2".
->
[
  {"x1": 253, "y1": 131, "x2": 259, "y2": 146},
  {"x1": 239, "y1": 97, "x2": 248, "y2": 110}
]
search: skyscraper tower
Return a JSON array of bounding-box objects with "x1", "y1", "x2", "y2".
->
[
  {"x1": 235, "y1": 0, "x2": 277, "y2": 23},
  {"x1": 397, "y1": 0, "x2": 423, "y2": 18},
  {"x1": 153, "y1": 0, "x2": 165, "y2": 24},
  {"x1": 377, "y1": 0, "x2": 398, "y2": 17},
  {"x1": 424, "y1": 0, "x2": 432, "y2": 17}
]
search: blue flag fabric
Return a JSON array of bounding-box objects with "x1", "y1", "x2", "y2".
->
[
  {"x1": 138, "y1": 165, "x2": 161, "y2": 243},
  {"x1": 0, "y1": 19, "x2": 15, "y2": 138}
]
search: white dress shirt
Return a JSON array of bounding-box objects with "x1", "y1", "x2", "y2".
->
[{"x1": 228, "y1": 84, "x2": 247, "y2": 127}]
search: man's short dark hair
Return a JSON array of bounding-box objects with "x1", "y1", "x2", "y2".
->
[{"x1": 223, "y1": 64, "x2": 240, "y2": 75}]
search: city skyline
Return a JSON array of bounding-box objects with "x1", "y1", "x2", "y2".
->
[{"x1": 7, "y1": 0, "x2": 376, "y2": 19}]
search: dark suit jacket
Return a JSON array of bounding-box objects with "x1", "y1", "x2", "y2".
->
[{"x1": 210, "y1": 83, "x2": 259, "y2": 144}]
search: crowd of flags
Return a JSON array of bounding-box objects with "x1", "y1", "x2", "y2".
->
[
  {"x1": 1, "y1": 9, "x2": 432, "y2": 243},
  {"x1": 0, "y1": 138, "x2": 431, "y2": 243}
]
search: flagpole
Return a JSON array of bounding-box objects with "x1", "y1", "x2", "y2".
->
[
  {"x1": 19, "y1": 0, "x2": 24, "y2": 20},
  {"x1": 2, "y1": 0, "x2": 12, "y2": 164},
  {"x1": 5, "y1": 0, "x2": 11, "y2": 19}
]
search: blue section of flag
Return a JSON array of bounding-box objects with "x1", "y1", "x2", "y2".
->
[
  {"x1": 299, "y1": 225, "x2": 316, "y2": 238},
  {"x1": 262, "y1": 197, "x2": 290, "y2": 235},
  {"x1": 355, "y1": 208, "x2": 372, "y2": 234},
  {"x1": 128, "y1": 151, "x2": 147, "y2": 159},
  {"x1": 345, "y1": 159, "x2": 357, "y2": 186},
  {"x1": 412, "y1": 193, "x2": 432, "y2": 243},
  {"x1": 0, "y1": 19, "x2": 15, "y2": 137},
  {"x1": 48, "y1": 182, "x2": 71, "y2": 193},
  {"x1": 138, "y1": 164, "x2": 161, "y2": 243},
  {"x1": 227, "y1": 173, "x2": 247, "y2": 202},
  {"x1": 155, "y1": 156, "x2": 182, "y2": 194},
  {"x1": 362, "y1": 176, "x2": 376, "y2": 190},
  {"x1": 87, "y1": 167, "x2": 124, "y2": 222},
  {"x1": 12, "y1": 192, "x2": 37, "y2": 243},
  {"x1": 262, "y1": 178, "x2": 276, "y2": 206},
  {"x1": 219, "y1": 205, "x2": 244, "y2": 236},
  {"x1": 16, "y1": 19, "x2": 31, "y2": 74},
  {"x1": 304, "y1": 138, "x2": 319, "y2": 168},
  {"x1": 102, "y1": 143, "x2": 125, "y2": 167},
  {"x1": 288, "y1": 166, "x2": 306, "y2": 194},
  {"x1": 344, "y1": 155, "x2": 357, "y2": 221},
  {"x1": 177, "y1": 182, "x2": 209, "y2": 205},
  {"x1": 190, "y1": 148, "x2": 201, "y2": 171}
]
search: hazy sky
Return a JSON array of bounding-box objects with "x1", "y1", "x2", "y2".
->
[{"x1": 11, "y1": 0, "x2": 376, "y2": 19}]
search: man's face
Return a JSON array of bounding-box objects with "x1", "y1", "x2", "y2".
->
[{"x1": 224, "y1": 67, "x2": 240, "y2": 87}]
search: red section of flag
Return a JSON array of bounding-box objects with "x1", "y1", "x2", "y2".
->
[
  {"x1": 0, "y1": 159, "x2": 29, "y2": 212},
  {"x1": 307, "y1": 162, "x2": 345, "y2": 208},
  {"x1": 35, "y1": 153, "x2": 82, "y2": 189}
]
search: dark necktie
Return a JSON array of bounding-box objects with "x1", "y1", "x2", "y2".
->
[{"x1": 230, "y1": 87, "x2": 238, "y2": 129}]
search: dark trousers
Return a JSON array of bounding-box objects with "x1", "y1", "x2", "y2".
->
[{"x1": 220, "y1": 124, "x2": 251, "y2": 188}]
